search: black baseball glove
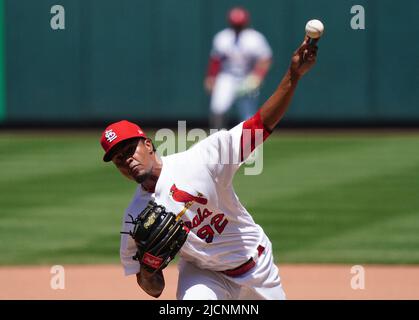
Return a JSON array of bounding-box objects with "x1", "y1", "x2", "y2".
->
[{"x1": 122, "y1": 200, "x2": 189, "y2": 273}]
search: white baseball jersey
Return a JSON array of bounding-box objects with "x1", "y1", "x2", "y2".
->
[
  {"x1": 211, "y1": 28, "x2": 272, "y2": 77},
  {"x1": 120, "y1": 118, "x2": 270, "y2": 276}
]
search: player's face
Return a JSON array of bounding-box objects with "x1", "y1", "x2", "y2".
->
[{"x1": 111, "y1": 138, "x2": 154, "y2": 183}]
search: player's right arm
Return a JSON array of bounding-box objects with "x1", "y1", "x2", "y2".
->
[
  {"x1": 197, "y1": 36, "x2": 319, "y2": 183},
  {"x1": 136, "y1": 269, "x2": 165, "y2": 298},
  {"x1": 234, "y1": 36, "x2": 318, "y2": 162},
  {"x1": 259, "y1": 36, "x2": 318, "y2": 131}
]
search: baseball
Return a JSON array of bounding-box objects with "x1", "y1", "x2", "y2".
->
[{"x1": 305, "y1": 19, "x2": 324, "y2": 39}]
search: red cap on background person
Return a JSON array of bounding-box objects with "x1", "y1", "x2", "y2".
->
[
  {"x1": 100, "y1": 120, "x2": 148, "y2": 162},
  {"x1": 227, "y1": 7, "x2": 250, "y2": 28}
]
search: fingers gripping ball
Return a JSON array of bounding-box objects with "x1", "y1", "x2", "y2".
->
[
  {"x1": 305, "y1": 19, "x2": 324, "y2": 39},
  {"x1": 124, "y1": 201, "x2": 189, "y2": 273}
]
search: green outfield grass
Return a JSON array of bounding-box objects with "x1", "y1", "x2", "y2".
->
[{"x1": 1, "y1": 131, "x2": 419, "y2": 265}]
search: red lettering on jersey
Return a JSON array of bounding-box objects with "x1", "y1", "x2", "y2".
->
[
  {"x1": 202, "y1": 208, "x2": 213, "y2": 219},
  {"x1": 191, "y1": 214, "x2": 200, "y2": 228},
  {"x1": 186, "y1": 210, "x2": 229, "y2": 243},
  {"x1": 197, "y1": 225, "x2": 214, "y2": 243},
  {"x1": 186, "y1": 207, "x2": 214, "y2": 229},
  {"x1": 196, "y1": 213, "x2": 229, "y2": 244},
  {"x1": 184, "y1": 221, "x2": 192, "y2": 230},
  {"x1": 211, "y1": 213, "x2": 228, "y2": 234},
  {"x1": 197, "y1": 208, "x2": 204, "y2": 222}
]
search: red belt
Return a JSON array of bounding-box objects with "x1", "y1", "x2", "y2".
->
[{"x1": 222, "y1": 245, "x2": 265, "y2": 277}]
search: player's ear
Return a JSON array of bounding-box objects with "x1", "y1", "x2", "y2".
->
[{"x1": 143, "y1": 138, "x2": 154, "y2": 154}]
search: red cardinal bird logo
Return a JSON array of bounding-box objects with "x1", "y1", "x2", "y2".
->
[
  {"x1": 170, "y1": 184, "x2": 208, "y2": 205},
  {"x1": 170, "y1": 184, "x2": 207, "y2": 220}
]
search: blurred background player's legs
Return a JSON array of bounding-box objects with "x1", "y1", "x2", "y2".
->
[
  {"x1": 236, "y1": 91, "x2": 260, "y2": 122},
  {"x1": 209, "y1": 73, "x2": 237, "y2": 130}
]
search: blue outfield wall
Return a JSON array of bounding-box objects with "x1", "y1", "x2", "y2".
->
[{"x1": 4, "y1": 0, "x2": 419, "y2": 124}]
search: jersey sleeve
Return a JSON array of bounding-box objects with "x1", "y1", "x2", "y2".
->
[
  {"x1": 119, "y1": 192, "x2": 143, "y2": 276},
  {"x1": 120, "y1": 231, "x2": 140, "y2": 276},
  {"x1": 196, "y1": 111, "x2": 271, "y2": 186}
]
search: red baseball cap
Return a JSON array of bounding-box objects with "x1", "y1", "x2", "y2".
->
[
  {"x1": 100, "y1": 120, "x2": 148, "y2": 162},
  {"x1": 228, "y1": 7, "x2": 250, "y2": 28}
]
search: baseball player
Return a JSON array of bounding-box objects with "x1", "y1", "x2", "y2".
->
[
  {"x1": 100, "y1": 36, "x2": 318, "y2": 299},
  {"x1": 205, "y1": 7, "x2": 272, "y2": 129}
]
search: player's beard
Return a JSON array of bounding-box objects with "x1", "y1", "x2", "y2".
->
[{"x1": 134, "y1": 170, "x2": 151, "y2": 184}]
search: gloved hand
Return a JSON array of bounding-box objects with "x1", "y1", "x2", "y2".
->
[{"x1": 123, "y1": 201, "x2": 189, "y2": 274}]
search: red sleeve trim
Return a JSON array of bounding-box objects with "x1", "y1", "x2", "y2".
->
[
  {"x1": 207, "y1": 57, "x2": 221, "y2": 78},
  {"x1": 240, "y1": 111, "x2": 271, "y2": 162}
]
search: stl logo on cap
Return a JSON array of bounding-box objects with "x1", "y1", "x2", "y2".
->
[
  {"x1": 101, "y1": 120, "x2": 148, "y2": 162},
  {"x1": 105, "y1": 129, "x2": 118, "y2": 143}
]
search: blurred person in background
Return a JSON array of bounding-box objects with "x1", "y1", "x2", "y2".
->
[{"x1": 205, "y1": 7, "x2": 272, "y2": 129}]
